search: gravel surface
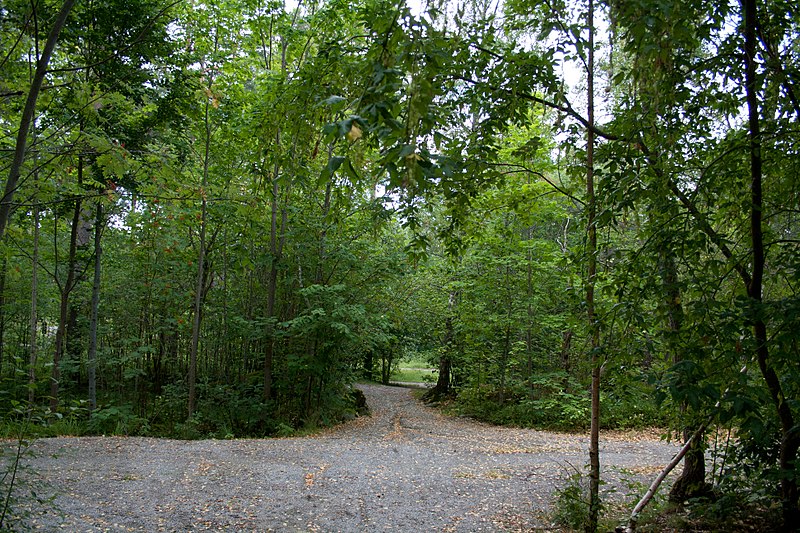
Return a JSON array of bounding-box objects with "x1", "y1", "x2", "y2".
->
[{"x1": 12, "y1": 384, "x2": 681, "y2": 531}]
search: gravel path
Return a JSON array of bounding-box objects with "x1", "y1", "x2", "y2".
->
[{"x1": 12, "y1": 384, "x2": 680, "y2": 531}]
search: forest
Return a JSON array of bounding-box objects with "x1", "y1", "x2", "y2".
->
[{"x1": 0, "y1": 0, "x2": 798, "y2": 530}]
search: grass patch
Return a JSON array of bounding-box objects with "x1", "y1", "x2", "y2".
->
[{"x1": 390, "y1": 367, "x2": 437, "y2": 383}]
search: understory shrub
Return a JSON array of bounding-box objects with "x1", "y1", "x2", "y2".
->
[
  {"x1": 89, "y1": 404, "x2": 150, "y2": 436},
  {"x1": 553, "y1": 468, "x2": 591, "y2": 530},
  {"x1": 675, "y1": 421, "x2": 788, "y2": 532},
  {"x1": 0, "y1": 400, "x2": 55, "y2": 531},
  {"x1": 601, "y1": 369, "x2": 670, "y2": 429},
  {"x1": 451, "y1": 382, "x2": 589, "y2": 429},
  {"x1": 452, "y1": 371, "x2": 665, "y2": 430},
  {"x1": 149, "y1": 379, "x2": 367, "y2": 439}
]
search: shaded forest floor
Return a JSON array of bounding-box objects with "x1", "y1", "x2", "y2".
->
[{"x1": 11, "y1": 384, "x2": 680, "y2": 531}]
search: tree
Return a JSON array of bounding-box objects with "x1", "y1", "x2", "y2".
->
[
  {"x1": 584, "y1": 1, "x2": 601, "y2": 529},
  {"x1": 742, "y1": 0, "x2": 798, "y2": 523},
  {"x1": 603, "y1": 0, "x2": 800, "y2": 526},
  {"x1": 87, "y1": 203, "x2": 103, "y2": 411},
  {"x1": 0, "y1": 0, "x2": 76, "y2": 241}
]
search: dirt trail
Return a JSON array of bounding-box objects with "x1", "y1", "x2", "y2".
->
[{"x1": 13, "y1": 384, "x2": 680, "y2": 531}]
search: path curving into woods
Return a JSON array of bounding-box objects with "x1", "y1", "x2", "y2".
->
[{"x1": 14, "y1": 383, "x2": 680, "y2": 531}]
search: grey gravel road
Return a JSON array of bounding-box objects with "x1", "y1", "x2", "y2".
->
[{"x1": 12, "y1": 383, "x2": 680, "y2": 532}]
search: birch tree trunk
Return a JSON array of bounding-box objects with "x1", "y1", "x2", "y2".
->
[{"x1": 28, "y1": 196, "x2": 40, "y2": 404}]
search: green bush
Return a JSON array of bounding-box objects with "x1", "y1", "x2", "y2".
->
[
  {"x1": 675, "y1": 422, "x2": 786, "y2": 531},
  {"x1": 601, "y1": 370, "x2": 670, "y2": 429},
  {"x1": 146, "y1": 379, "x2": 366, "y2": 439},
  {"x1": 451, "y1": 371, "x2": 667, "y2": 431},
  {"x1": 451, "y1": 374, "x2": 591, "y2": 430},
  {"x1": 553, "y1": 469, "x2": 590, "y2": 530},
  {"x1": 195, "y1": 382, "x2": 267, "y2": 437},
  {"x1": 89, "y1": 404, "x2": 150, "y2": 436},
  {"x1": 172, "y1": 415, "x2": 202, "y2": 440}
]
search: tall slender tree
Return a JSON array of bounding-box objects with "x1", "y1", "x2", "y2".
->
[{"x1": 585, "y1": 1, "x2": 601, "y2": 531}]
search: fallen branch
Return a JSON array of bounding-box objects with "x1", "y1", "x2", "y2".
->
[
  {"x1": 621, "y1": 422, "x2": 708, "y2": 533},
  {"x1": 622, "y1": 365, "x2": 750, "y2": 532}
]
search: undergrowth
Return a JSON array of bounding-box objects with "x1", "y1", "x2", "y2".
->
[
  {"x1": 0, "y1": 403, "x2": 56, "y2": 532},
  {"x1": 447, "y1": 372, "x2": 667, "y2": 431},
  {"x1": 0, "y1": 381, "x2": 368, "y2": 441},
  {"x1": 551, "y1": 465, "x2": 668, "y2": 532}
]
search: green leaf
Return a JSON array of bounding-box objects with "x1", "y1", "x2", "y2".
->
[
  {"x1": 319, "y1": 156, "x2": 346, "y2": 185},
  {"x1": 320, "y1": 95, "x2": 347, "y2": 107}
]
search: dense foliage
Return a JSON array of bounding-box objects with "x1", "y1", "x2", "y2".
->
[{"x1": 1, "y1": 0, "x2": 798, "y2": 529}]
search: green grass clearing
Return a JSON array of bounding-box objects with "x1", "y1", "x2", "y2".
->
[{"x1": 391, "y1": 366, "x2": 438, "y2": 383}]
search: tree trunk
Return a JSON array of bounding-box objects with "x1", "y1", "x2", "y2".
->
[
  {"x1": 316, "y1": 167, "x2": 333, "y2": 285},
  {"x1": 65, "y1": 302, "x2": 81, "y2": 381},
  {"x1": 24, "y1": 32, "x2": 43, "y2": 398},
  {"x1": 660, "y1": 252, "x2": 709, "y2": 503},
  {"x1": 586, "y1": 0, "x2": 601, "y2": 530},
  {"x1": 187, "y1": 150, "x2": 209, "y2": 419},
  {"x1": 668, "y1": 436, "x2": 707, "y2": 502},
  {"x1": 498, "y1": 324, "x2": 511, "y2": 405},
  {"x1": 424, "y1": 291, "x2": 457, "y2": 403},
  {"x1": 498, "y1": 263, "x2": 513, "y2": 405},
  {"x1": 187, "y1": 224, "x2": 204, "y2": 419},
  {"x1": 263, "y1": 140, "x2": 289, "y2": 403},
  {"x1": 743, "y1": 1, "x2": 798, "y2": 526},
  {"x1": 561, "y1": 330, "x2": 572, "y2": 387},
  {"x1": 263, "y1": 36, "x2": 292, "y2": 404},
  {"x1": 28, "y1": 196, "x2": 40, "y2": 404},
  {"x1": 381, "y1": 351, "x2": 393, "y2": 385},
  {"x1": 0, "y1": 257, "x2": 6, "y2": 378},
  {"x1": 429, "y1": 350, "x2": 451, "y2": 399},
  {"x1": 188, "y1": 49, "x2": 217, "y2": 418},
  {"x1": 525, "y1": 225, "x2": 534, "y2": 394},
  {"x1": 87, "y1": 203, "x2": 103, "y2": 412},
  {"x1": 299, "y1": 171, "x2": 334, "y2": 412},
  {"x1": 625, "y1": 423, "x2": 708, "y2": 532},
  {"x1": 51, "y1": 197, "x2": 83, "y2": 412}
]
